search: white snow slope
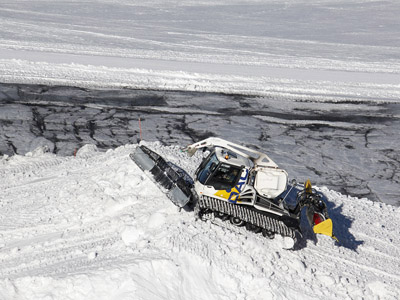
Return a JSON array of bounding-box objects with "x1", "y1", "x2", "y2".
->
[
  {"x1": 0, "y1": 0, "x2": 399, "y2": 101},
  {"x1": 0, "y1": 142, "x2": 399, "y2": 300}
]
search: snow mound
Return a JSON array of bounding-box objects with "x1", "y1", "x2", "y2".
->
[
  {"x1": 0, "y1": 142, "x2": 399, "y2": 300},
  {"x1": 75, "y1": 144, "x2": 99, "y2": 157}
]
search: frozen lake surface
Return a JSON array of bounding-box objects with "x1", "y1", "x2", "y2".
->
[{"x1": 1, "y1": 83, "x2": 398, "y2": 206}]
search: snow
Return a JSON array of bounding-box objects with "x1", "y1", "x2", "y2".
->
[
  {"x1": 1, "y1": 0, "x2": 400, "y2": 298},
  {"x1": 0, "y1": 0, "x2": 399, "y2": 101},
  {"x1": 0, "y1": 142, "x2": 399, "y2": 299}
]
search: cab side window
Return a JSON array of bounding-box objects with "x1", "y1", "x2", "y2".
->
[{"x1": 197, "y1": 154, "x2": 219, "y2": 184}]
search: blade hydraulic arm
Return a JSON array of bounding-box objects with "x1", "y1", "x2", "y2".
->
[{"x1": 183, "y1": 137, "x2": 279, "y2": 168}]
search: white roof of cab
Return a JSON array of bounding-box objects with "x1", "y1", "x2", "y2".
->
[
  {"x1": 185, "y1": 137, "x2": 280, "y2": 169},
  {"x1": 214, "y1": 146, "x2": 253, "y2": 168}
]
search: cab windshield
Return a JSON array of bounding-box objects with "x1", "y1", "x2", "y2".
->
[
  {"x1": 197, "y1": 153, "x2": 242, "y2": 190},
  {"x1": 207, "y1": 163, "x2": 242, "y2": 190}
]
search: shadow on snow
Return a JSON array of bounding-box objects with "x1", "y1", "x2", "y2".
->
[{"x1": 297, "y1": 192, "x2": 364, "y2": 251}]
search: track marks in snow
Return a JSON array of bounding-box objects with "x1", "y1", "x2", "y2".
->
[
  {"x1": 0, "y1": 223, "x2": 121, "y2": 279},
  {"x1": 0, "y1": 144, "x2": 140, "y2": 280},
  {"x1": 1, "y1": 143, "x2": 399, "y2": 299},
  {"x1": 0, "y1": 155, "x2": 64, "y2": 177}
]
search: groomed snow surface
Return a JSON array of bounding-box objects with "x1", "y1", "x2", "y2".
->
[
  {"x1": 0, "y1": 0, "x2": 399, "y2": 101},
  {"x1": 0, "y1": 142, "x2": 399, "y2": 300}
]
